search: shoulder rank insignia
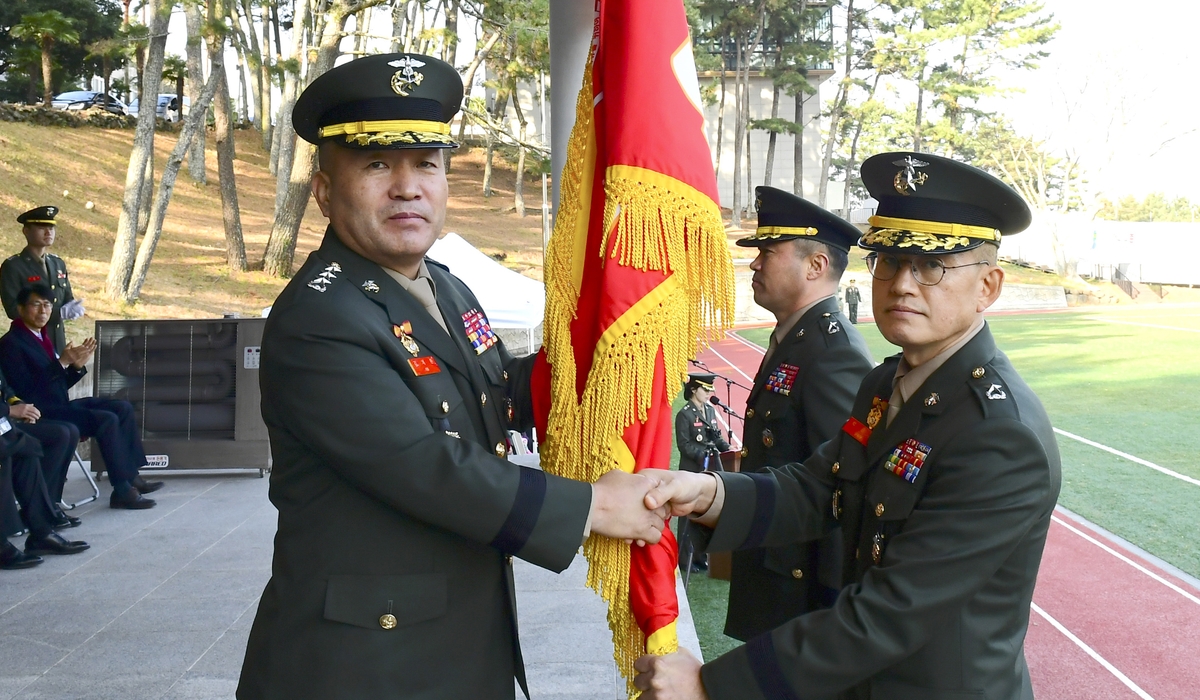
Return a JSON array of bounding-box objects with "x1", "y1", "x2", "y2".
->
[
  {"x1": 884, "y1": 438, "x2": 930, "y2": 483},
  {"x1": 985, "y1": 384, "x2": 1007, "y2": 400},
  {"x1": 866, "y1": 396, "x2": 887, "y2": 429},
  {"x1": 461, "y1": 308, "x2": 497, "y2": 355},
  {"x1": 392, "y1": 322, "x2": 420, "y2": 356},
  {"x1": 827, "y1": 319, "x2": 841, "y2": 334},
  {"x1": 307, "y1": 262, "x2": 342, "y2": 292},
  {"x1": 765, "y1": 363, "x2": 799, "y2": 396}
]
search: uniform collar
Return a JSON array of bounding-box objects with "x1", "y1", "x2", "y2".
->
[
  {"x1": 772, "y1": 294, "x2": 836, "y2": 346},
  {"x1": 892, "y1": 319, "x2": 985, "y2": 408}
]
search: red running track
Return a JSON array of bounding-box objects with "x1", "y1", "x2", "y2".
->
[{"x1": 695, "y1": 332, "x2": 1200, "y2": 700}]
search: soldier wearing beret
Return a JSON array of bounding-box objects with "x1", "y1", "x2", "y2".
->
[
  {"x1": 236, "y1": 53, "x2": 668, "y2": 700},
  {"x1": 675, "y1": 373, "x2": 730, "y2": 573},
  {"x1": 634, "y1": 152, "x2": 1062, "y2": 700},
  {"x1": 2, "y1": 206, "x2": 82, "y2": 354},
  {"x1": 723, "y1": 187, "x2": 873, "y2": 642}
]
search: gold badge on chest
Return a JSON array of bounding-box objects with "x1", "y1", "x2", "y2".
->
[
  {"x1": 866, "y1": 396, "x2": 888, "y2": 430},
  {"x1": 392, "y1": 322, "x2": 420, "y2": 356}
]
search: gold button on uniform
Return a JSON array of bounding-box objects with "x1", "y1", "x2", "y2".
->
[
  {"x1": 831, "y1": 462, "x2": 840, "y2": 474},
  {"x1": 495, "y1": 442, "x2": 507, "y2": 457},
  {"x1": 745, "y1": 408, "x2": 755, "y2": 419},
  {"x1": 379, "y1": 614, "x2": 397, "y2": 630},
  {"x1": 739, "y1": 447, "x2": 748, "y2": 458},
  {"x1": 502, "y1": 370, "x2": 509, "y2": 381},
  {"x1": 875, "y1": 502, "x2": 885, "y2": 517},
  {"x1": 972, "y1": 367, "x2": 985, "y2": 379},
  {"x1": 440, "y1": 401, "x2": 450, "y2": 414},
  {"x1": 791, "y1": 568, "x2": 804, "y2": 580},
  {"x1": 480, "y1": 393, "x2": 487, "y2": 406}
]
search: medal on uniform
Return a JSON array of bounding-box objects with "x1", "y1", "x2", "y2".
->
[
  {"x1": 461, "y1": 308, "x2": 497, "y2": 355},
  {"x1": 883, "y1": 438, "x2": 930, "y2": 483},
  {"x1": 393, "y1": 322, "x2": 420, "y2": 356},
  {"x1": 762, "y1": 429, "x2": 775, "y2": 448},
  {"x1": 765, "y1": 363, "x2": 799, "y2": 396},
  {"x1": 866, "y1": 397, "x2": 887, "y2": 430}
]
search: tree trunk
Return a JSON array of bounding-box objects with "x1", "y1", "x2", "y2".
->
[
  {"x1": 185, "y1": 3, "x2": 206, "y2": 183},
  {"x1": 40, "y1": 43, "x2": 54, "y2": 107},
  {"x1": 763, "y1": 82, "x2": 780, "y2": 187},
  {"x1": 444, "y1": 0, "x2": 459, "y2": 64},
  {"x1": 914, "y1": 76, "x2": 925, "y2": 152},
  {"x1": 730, "y1": 41, "x2": 744, "y2": 228},
  {"x1": 102, "y1": 56, "x2": 112, "y2": 97},
  {"x1": 262, "y1": 1, "x2": 365, "y2": 278},
  {"x1": 819, "y1": 0, "x2": 854, "y2": 208},
  {"x1": 455, "y1": 29, "x2": 502, "y2": 144},
  {"x1": 714, "y1": 67, "x2": 726, "y2": 180},
  {"x1": 212, "y1": 36, "x2": 249, "y2": 271},
  {"x1": 483, "y1": 132, "x2": 495, "y2": 198},
  {"x1": 126, "y1": 65, "x2": 223, "y2": 302},
  {"x1": 513, "y1": 83, "x2": 527, "y2": 217},
  {"x1": 137, "y1": 157, "x2": 153, "y2": 238},
  {"x1": 271, "y1": 0, "x2": 309, "y2": 201},
  {"x1": 106, "y1": 0, "x2": 171, "y2": 301},
  {"x1": 842, "y1": 73, "x2": 881, "y2": 215},
  {"x1": 236, "y1": 48, "x2": 251, "y2": 125},
  {"x1": 793, "y1": 91, "x2": 803, "y2": 196},
  {"x1": 390, "y1": 1, "x2": 408, "y2": 52}
]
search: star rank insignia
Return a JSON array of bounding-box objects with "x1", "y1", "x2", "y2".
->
[
  {"x1": 892, "y1": 156, "x2": 930, "y2": 196},
  {"x1": 392, "y1": 322, "x2": 420, "y2": 356},
  {"x1": 307, "y1": 262, "x2": 342, "y2": 292},
  {"x1": 388, "y1": 56, "x2": 425, "y2": 96}
]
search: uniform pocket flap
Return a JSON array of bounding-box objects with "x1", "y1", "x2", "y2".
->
[
  {"x1": 865, "y1": 476, "x2": 921, "y2": 521},
  {"x1": 323, "y1": 573, "x2": 447, "y2": 630},
  {"x1": 869, "y1": 679, "x2": 983, "y2": 699}
]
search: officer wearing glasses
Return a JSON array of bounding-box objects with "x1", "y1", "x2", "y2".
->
[{"x1": 631, "y1": 151, "x2": 1062, "y2": 700}]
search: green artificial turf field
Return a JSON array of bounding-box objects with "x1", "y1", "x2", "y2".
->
[{"x1": 685, "y1": 304, "x2": 1200, "y2": 661}]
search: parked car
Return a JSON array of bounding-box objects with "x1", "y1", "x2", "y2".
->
[
  {"x1": 127, "y1": 93, "x2": 190, "y2": 122},
  {"x1": 50, "y1": 91, "x2": 128, "y2": 115}
]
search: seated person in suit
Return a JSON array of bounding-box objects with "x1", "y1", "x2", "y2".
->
[
  {"x1": 1, "y1": 365, "x2": 81, "y2": 528},
  {"x1": 0, "y1": 410, "x2": 89, "y2": 569},
  {"x1": 0, "y1": 285, "x2": 162, "y2": 510}
]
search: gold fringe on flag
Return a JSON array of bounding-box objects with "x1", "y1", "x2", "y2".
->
[{"x1": 540, "y1": 44, "x2": 735, "y2": 698}]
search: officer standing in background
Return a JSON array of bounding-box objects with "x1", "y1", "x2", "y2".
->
[
  {"x1": 2, "y1": 206, "x2": 82, "y2": 354},
  {"x1": 844, "y1": 278, "x2": 861, "y2": 324},
  {"x1": 237, "y1": 53, "x2": 668, "y2": 700},
  {"x1": 675, "y1": 373, "x2": 730, "y2": 573},
  {"x1": 634, "y1": 152, "x2": 1062, "y2": 700},
  {"x1": 724, "y1": 186, "x2": 874, "y2": 642}
]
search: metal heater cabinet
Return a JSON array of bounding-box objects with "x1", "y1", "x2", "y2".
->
[{"x1": 90, "y1": 318, "x2": 269, "y2": 475}]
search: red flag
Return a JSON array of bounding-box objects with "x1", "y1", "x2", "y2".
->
[{"x1": 536, "y1": 0, "x2": 734, "y2": 692}]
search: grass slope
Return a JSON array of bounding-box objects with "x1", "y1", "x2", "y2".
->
[{"x1": 0, "y1": 121, "x2": 550, "y2": 342}]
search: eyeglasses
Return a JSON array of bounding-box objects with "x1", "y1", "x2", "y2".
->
[
  {"x1": 864, "y1": 253, "x2": 990, "y2": 286},
  {"x1": 23, "y1": 301, "x2": 53, "y2": 310}
]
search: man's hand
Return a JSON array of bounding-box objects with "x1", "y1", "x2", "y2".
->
[
  {"x1": 61, "y1": 337, "x2": 97, "y2": 368},
  {"x1": 8, "y1": 403, "x2": 40, "y2": 423},
  {"x1": 633, "y1": 649, "x2": 708, "y2": 700},
  {"x1": 642, "y1": 469, "x2": 718, "y2": 518},
  {"x1": 589, "y1": 469, "x2": 670, "y2": 545}
]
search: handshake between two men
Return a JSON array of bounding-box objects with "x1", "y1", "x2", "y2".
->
[{"x1": 586, "y1": 468, "x2": 720, "y2": 700}]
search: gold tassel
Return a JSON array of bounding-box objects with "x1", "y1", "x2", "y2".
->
[{"x1": 540, "y1": 42, "x2": 735, "y2": 699}]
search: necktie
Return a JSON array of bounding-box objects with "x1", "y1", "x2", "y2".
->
[
  {"x1": 406, "y1": 277, "x2": 450, "y2": 335},
  {"x1": 885, "y1": 376, "x2": 904, "y2": 428}
]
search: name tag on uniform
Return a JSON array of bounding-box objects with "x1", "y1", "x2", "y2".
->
[
  {"x1": 408, "y1": 357, "x2": 441, "y2": 376},
  {"x1": 0, "y1": 417, "x2": 11, "y2": 435}
]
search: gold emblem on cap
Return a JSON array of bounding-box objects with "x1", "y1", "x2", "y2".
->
[
  {"x1": 892, "y1": 156, "x2": 929, "y2": 196},
  {"x1": 388, "y1": 56, "x2": 426, "y2": 96}
]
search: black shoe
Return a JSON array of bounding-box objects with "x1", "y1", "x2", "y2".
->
[
  {"x1": 24, "y1": 532, "x2": 90, "y2": 556},
  {"x1": 1, "y1": 541, "x2": 42, "y2": 569},
  {"x1": 110, "y1": 487, "x2": 156, "y2": 510},
  {"x1": 51, "y1": 512, "x2": 83, "y2": 530},
  {"x1": 131, "y1": 476, "x2": 164, "y2": 494}
]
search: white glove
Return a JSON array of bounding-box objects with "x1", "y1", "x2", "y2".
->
[{"x1": 61, "y1": 299, "x2": 86, "y2": 320}]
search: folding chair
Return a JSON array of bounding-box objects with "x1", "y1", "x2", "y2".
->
[{"x1": 59, "y1": 450, "x2": 99, "y2": 510}]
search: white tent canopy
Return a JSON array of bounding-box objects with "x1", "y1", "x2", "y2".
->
[{"x1": 428, "y1": 232, "x2": 545, "y2": 329}]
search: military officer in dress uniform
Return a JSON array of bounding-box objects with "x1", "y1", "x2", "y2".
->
[
  {"x1": 236, "y1": 54, "x2": 669, "y2": 700},
  {"x1": 724, "y1": 187, "x2": 873, "y2": 641},
  {"x1": 634, "y1": 152, "x2": 1062, "y2": 700},
  {"x1": 843, "y1": 279, "x2": 861, "y2": 324},
  {"x1": 2, "y1": 206, "x2": 81, "y2": 354},
  {"x1": 675, "y1": 373, "x2": 730, "y2": 573}
]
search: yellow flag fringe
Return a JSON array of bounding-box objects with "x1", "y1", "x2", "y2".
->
[{"x1": 541, "y1": 43, "x2": 735, "y2": 697}]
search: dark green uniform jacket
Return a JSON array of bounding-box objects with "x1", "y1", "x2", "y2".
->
[
  {"x1": 237, "y1": 230, "x2": 592, "y2": 700},
  {"x1": 697, "y1": 325, "x2": 1061, "y2": 700},
  {"x1": 726, "y1": 297, "x2": 873, "y2": 641},
  {"x1": 675, "y1": 402, "x2": 730, "y2": 473},
  {"x1": 0, "y1": 250, "x2": 74, "y2": 353}
]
